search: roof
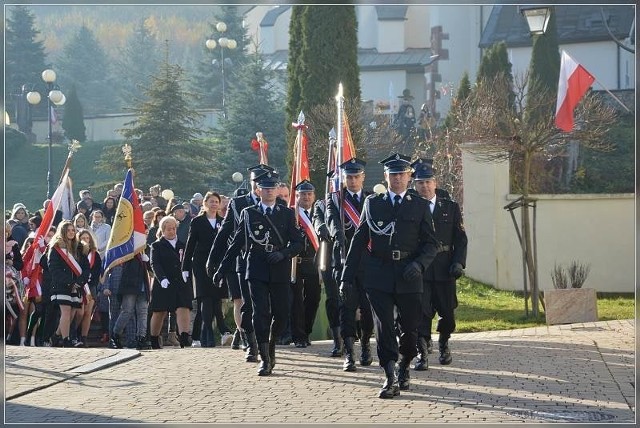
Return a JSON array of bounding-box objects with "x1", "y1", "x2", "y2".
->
[
  {"x1": 261, "y1": 5, "x2": 291, "y2": 27},
  {"x1": 480, "y1": 5, "x2": 636, "y2": 48},
  {"x1": 375, "y1": 5, "x2": 408, "y2": 21},
  {"x1": 263, "y1": 48, "x2": 438, "y2": 72}
]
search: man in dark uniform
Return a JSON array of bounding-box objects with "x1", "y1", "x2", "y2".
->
[
  {"x1": 207, "y1": 164, "x2": 273, "y2": 362},
  {"x1": 213, "y1": 171, "x2": 303, "y2": 376},
  {"x1": 326, "y1": 158, "x2": 375, "y2": 371},
  {"x1": 290, "y1": 180, "x2": 321, "y2": 348},
  {"x1": 341, "y1": 153, "x2": 439, "y2": 399},
  {"x1": 312, "y1": 192, "x2": 341, "y2": 357},
  {"x1": 410, "y1": 158, "x2": 467, "y2": 368}
]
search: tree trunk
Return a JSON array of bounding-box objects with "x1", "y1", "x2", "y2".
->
[{"x1": 522, "y1": 151, "x2": 539, "y2": 316}]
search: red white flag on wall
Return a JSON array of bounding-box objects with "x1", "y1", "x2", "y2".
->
[{"x1": 555, "y1": 50, "x2": 595, "y2": 132}]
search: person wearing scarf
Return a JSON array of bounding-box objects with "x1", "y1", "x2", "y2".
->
[{"x1": 74, "y1": 229, "x2": 102, "y2": 347}]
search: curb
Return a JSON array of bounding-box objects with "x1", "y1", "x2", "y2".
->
[{"x1": 69, "y1": 349, "x2": 141, "y2": 374}]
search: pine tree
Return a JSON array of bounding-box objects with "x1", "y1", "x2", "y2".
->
[
  {"x1": 100, "y1": 44, "x2": 211, "y2": 198},
  {"x1": 55, "y1": 25, "x2": 119, "y2": 115},
  {"x1": 62, "y1": 85, "x2": 86, "y2": 142},
  {"x1": 5, "y1": 5, "x2": 48, "y2": 123},
  {"x1": 190, "y1": 5, "x2": 247, "y2": 109},
  {"x1": 114, "y1": 18, "x2": 162, "y2": 108},
  {"x1": 210, "y1": 49, "x2": 286, "y2": 193},
  {"x1": 286, "y1": 5, "x2": 361, "y2": 187},
  {"x1": 285, "y1": 5, "x2": 305, "y2": 147}
]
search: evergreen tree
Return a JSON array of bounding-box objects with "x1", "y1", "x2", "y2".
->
[
  {"x1": 62, "y1": 85, "x2": 86, "y2": 142},
  {"x1": 287, "y1": 5, "x2": 361, "y2": 187},
  {"x1": 5, "y1": 5, "x2": 48, "y2": 123},
  {"x1": 190, "y1": 5, "x2": 247, "y2": 109},
  {"x1": 55, "y1": 25, "x2": 119, "y2": 115},
  {"x1": 443, "y1": 72, "x2": 471, "y2": 130},
  {"x1": 284, "y1": 5, "x2": 305, "y2": 150},
  {"x1": 115, "y1": 18, "x2": 162, "y2": 108},
  {"x1": 99, "y1": 45, "x2": 211, "y2": 198},
  {"x1": 475, "y1": 41, "x2": 515, "y2": 110},
  {"x1": 210, "y1": 49, "x2": 287, "y2": 193}
]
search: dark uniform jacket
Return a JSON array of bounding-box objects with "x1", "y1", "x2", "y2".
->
[
  {"x1": 423, "y1": 197, "x2": 467, "y2": 282},
  {"x1": 118, "y1": 254, "x2": 151, "y2": 300},
  {"x1": 312, "y1": 199, "x2": 331, "y2": 268},
  {"x1": 325, "y1": 188, "x2": 371, "y2": 267},
  {"x1": 341, "y1": 192, "x2": 439, "y2": 294},
  {"x1": 218, "y1": 204, "x2": 304, "y2": 283},
  {"x1": 296, "y1": 206, "x2": 318, "y2": 272},
  {"x1": 150, "y1": 237, "x2": 188, "y2": 289},
  {"x1": 183, "y1": 213, "x2": 224, "y2": 297},
  {"x1": 208, "y1": 192, "x2": 259, "y2": 275},
  {"x1": 48, "y1": 244, "x2": 90, "y2": 294}
]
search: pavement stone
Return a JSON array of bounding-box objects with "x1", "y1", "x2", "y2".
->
[{"x1": 4, "y1": 319, "x2": 635, "y2": 424}]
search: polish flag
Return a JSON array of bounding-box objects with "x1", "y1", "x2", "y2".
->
[{"x1": 555, "y1": 51, "x2": 595, "y2": 132}]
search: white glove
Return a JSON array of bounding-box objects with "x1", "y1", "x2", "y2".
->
[
  {"x1": 182, "y1": 271, "x2": 190, "y2": 282},
  {"x1": 23, "y1": 277, "x2": 30, "y2": 286},
  {"x1": 160, "y1": 278, "x2": 170, "y2": 289},
  {"x1": 140, "y1": 253, "x2": 150, "y2": 262}
]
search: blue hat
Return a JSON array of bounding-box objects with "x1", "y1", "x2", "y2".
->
[
  {"x1": 411, "y1": 158, "x2": 435, "y2": 180},
  {"x1": 295, "y1": 180, "x2": 315, "y2": 192},
  {"x1": 253, "y1": 171, "x2": 280, "y2": 189},
  {"x1": 247, "y1": 164, "x2": 275, "y2": 179},
  {"x1": 339, "y1": 158, "x2": 366, "y2": 175},
  {"x1": 379, "y1": 153, "x2": 412, "y2": 173}
]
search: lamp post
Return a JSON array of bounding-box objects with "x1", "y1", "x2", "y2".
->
[
  {"x1": 205, "y1": 22, "x2": 237, "y2": 119},
  {"x1": 26, "y1": 69, "x2": 66, "y2": 199}
]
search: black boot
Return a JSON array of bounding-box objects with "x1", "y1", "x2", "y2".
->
[
  {"x1": 179, "y1": 332, "x2": 192, "y2": 348},
  {"x1": 204, "y1": 325, "x2": 216, "y2": 348},
  {"x1": 245, "y1": 331, "x2": 258, "y2": 362},
  {"x1": 269, "y1": 336, "x2": 276, "y2": 371},
  {"x1": 414, "y1": 336, "x2": 429, "y2": 371},
  {"x1": 231, "y1": 329, "x2": 241, "y2": 350},
  {"x1": 109, "y1": 333, "x2": 123, "y2": 349},
  {"x1": 360, "y1": 335, "x2": 373, "y2": 366},
  {"x1": 150, "y1": 335, "x2": 161, "y2": 349},
  {"x1": 379, "y1": 360, "x2": 400, "y2": 399},
  {"x1": 426, "y1": 337, "x2": 434, "y2": 354},
  {"x1": 136, "y1": 335, "x2": 152, "y2": 350},
  {"x1": 257, "y1": 343, "x2": 272, "y2": 376},
  {"x1": 343, "y1": 337, "x2": 357, "y2": 372},
  {"x1": 438, "y1": 336, "x2": 452, "y2": 365},
  {"x1": 330, "y1": 327, "x2": 342, "y2": 357},
  {"x1": 397, "y1": 356, "x2": 411, "y2": 390},
  {"x1": 239, "y1": 330, "x2": 249, "y2": 351},
  {"x1": 62, "y1": 337, "x2": 73, "y2": 348}
]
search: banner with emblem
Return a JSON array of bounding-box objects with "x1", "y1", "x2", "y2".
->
[{"x1": 101, "y1": 168, "x2": 146, "y2": 282}]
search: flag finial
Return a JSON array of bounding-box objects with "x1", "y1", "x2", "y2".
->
[{"x1": 122, "y1": 143, "x2": 133, "y2": 169}]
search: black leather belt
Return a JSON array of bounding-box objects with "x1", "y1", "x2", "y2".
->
[
  {"x1": 296, "y1": 257, "x2": 314, "y2": 264},
  {"x1": 371, "y1": 250, "x2": 412, "y2": 261},
  {"x1": 256, "y1": 244, "x2": 281, "y2": 253}
]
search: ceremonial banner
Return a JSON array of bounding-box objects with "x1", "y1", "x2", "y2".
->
[
  {"x1": 555, "y1": 50, "x2": 595, "y2": 132},
  {"x1": 101, "y1": 169, "x2": 146, "y2": 281}
]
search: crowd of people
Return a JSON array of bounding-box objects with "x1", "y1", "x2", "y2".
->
[{"x1": 5, "y1": 154, "x2": 467, "y2": 399}]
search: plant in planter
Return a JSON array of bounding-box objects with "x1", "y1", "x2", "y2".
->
[{"x1": 545, "y1": 261, "x2": 597, "y2": 325}]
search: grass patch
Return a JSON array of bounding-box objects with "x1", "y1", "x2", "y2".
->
[
  {"x1": 6, "y1": 140, "x2": 123, "y2": 212},
  {"x1": 455, "y1": 276, "x2": 634, "y2": 332}
]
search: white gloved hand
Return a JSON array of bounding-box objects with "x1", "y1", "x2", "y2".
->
[
  {"x1": 182, "y1": 271, "x2": 190, "y2": 282},
  {"x1": 23, "y1": 277, "x2": 30, "y2": 286},
  {"x1": 160, "y1": 278, "x2": 170, "y2": 289},
  {"x1": 140, "y1": 253, "x2": 150, "y2": 262}
]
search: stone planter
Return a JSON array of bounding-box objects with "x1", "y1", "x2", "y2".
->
[{"x1": 543, "y1": 288, "x2": 598, "y2": 325}]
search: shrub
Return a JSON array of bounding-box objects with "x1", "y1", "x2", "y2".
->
[{"x1": 551, "y1": 261, "x2": 591, "y2": 289}]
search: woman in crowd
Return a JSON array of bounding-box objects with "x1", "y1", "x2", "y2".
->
[
  {"x1": 148, "y1": 216, "x2": 193, "y2": 349},
  {"x1": 73, "y1": 212, "x2": 89, "y2": 232},
  {"x1": 102, "y1": 196, "x2": 118, "y2": 226},
  {"x1": 48, "y1": 221, "x2": 90, "y2": 347},
  {"x1": 74, "y1": 229, "x2": 102, "y2": 347},
  {"x1": 10, "y1": 203, "x2": 30, "y2": 248},
  {"x1": 183, "y1": 191, "x2": 233, "y2": 347},
  {"x1": 5, "y1": 220, "x2": 25, "y2": 344},
  {"x1": 90, "y1": 210, "x2": 111, "y2": 258},
  {"x1": 147, "y1": 210, "x2": 165, "y2": 247}
]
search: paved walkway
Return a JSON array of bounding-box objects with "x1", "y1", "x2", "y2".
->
[{"x1": 5, "y1": 319, "x2": 635, "y2": 424}]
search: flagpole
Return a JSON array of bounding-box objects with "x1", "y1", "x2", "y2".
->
[
  {"x1": 319, "y1": 128, "x2": 337, "y2": 272},
  {"x1": 335, "y1": 83, "x2": 347, "y2": 265},
  {"x1": 592, "y1": 78, "x2": 631, "y2": 112},
  {"x1": 56, "y1": 139, "x2": 81, "y2": 186},
  {"x1": 290, "y1": 111, "x2": 305, "y2": 283}
]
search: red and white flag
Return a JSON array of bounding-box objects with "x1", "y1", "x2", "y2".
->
[{"x1": 555, "y1": 50, "x2": 595, "y2": 132}]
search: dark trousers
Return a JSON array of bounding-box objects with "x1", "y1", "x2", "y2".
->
[
  {"x1": 337, "y1": 270, "x2": 373, "y2": 340},
  {"x1": 366, "y1": 289, "x2": 422, "y2": 367},
  {"x1": 201, "y1": 295, "x2": 231, "y2": 335},
  {"x1": 418, "y1": 279, "x2": 457, "y2": 340},
  {"x1": 291, "y1": 262, "x2": 321, "y2": 342},
  {"x1": 249, "y1": 279, "x2": 289, "y2": 344},
  {"x1": 192, "y1": 300, "x2": 202, "y2": 340},
  {"x1": 321, "y1": 268, "x2": 340, "y2": 329},
  {"x1": 238, "y1": 271, "x2": 254, "y2": 333}
]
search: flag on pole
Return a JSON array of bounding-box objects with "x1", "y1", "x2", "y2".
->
[
  {"x1": 50, "y1": 106, "x2": 58, "y2": 125},
  {"x1": 341, "y1": 111, "x2": 356, "y2": 163},
  {"x1": 59, "y1": 176, "x2": 75, "y2": 220},
  {"x1": 289, "y1": 116, "x2": 310, "y2": 208},
  {"x1": 101, "y1": 169, "x2": 146, "y2": 281},
  {"x1": 21, "y1": 169, "x2": 71, "y2": 300},
  {"x1": 555, "y1": 50, "x2": 595, "y2": 132}
]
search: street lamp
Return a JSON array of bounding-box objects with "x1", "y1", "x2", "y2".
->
[
  {"x1": 206, "y1": 22, "x2": 237, "y2": 119},
  {"x1": 26, "y1": 69, "x2": 66, "y2": 199},
  {"x1": 519, "y1": 6, "x2": 551, "y2": 36}
]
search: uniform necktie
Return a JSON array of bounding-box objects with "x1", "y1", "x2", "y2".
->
[
  {"x1": 393, "y1": 194, "x2": 402, "y2": 207},
  {"x1": 427, "y1": 200, "x2": 432, "y2": 214},
  {"x1": 304, "y1": 209, "x2": 310, "y2": 219},
  {"x1": 353, "y1": 193, "x2": 359, "y2": 203},
  {"x1": 265, "y1": 207, "x2": 272, "y2": 216}
]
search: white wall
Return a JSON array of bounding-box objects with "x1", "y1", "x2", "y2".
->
[{"x1": 462, "y1": 145, "x2": 635, "y2": 294}]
